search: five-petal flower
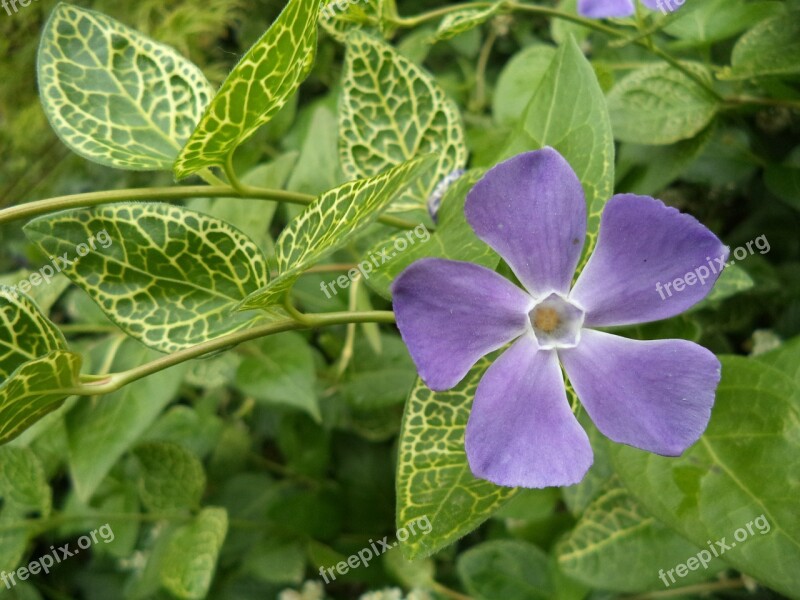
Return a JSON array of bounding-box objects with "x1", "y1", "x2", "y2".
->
[
  {"x1": 391, "y1": 148, "x2": 729, "y2": 488},
  {"x1": 578, "y1": 0, "x2": 681, "y2": 19}
]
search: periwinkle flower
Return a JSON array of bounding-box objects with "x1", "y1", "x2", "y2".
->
[
  {"x1": 578, "y1": 0, "x2": 682, "y2": 19},
  {"x1": 391, "y1": 148, "x2": 728, "y2": 488}
]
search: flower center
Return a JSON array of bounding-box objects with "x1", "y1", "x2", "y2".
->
[
  {"x1": 528, "y1": 293, "x2": 585, "y2": 350},
  {"x1": 532, "y1": 307, "x2": 560, "y2": 333}
]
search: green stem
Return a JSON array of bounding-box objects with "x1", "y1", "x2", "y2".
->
[
  {"x1": 392, "y1": 1, "x2": 724, "y2": 103},
  {"x1": 0, "y1": 184, "x2": 419, "y2": 230},
  {"x1": 224, "y1": 152, "x2": 246, "y2": 195},
  {"x1": 72, "y1": 310, "x2": 395, "y2": 397}
]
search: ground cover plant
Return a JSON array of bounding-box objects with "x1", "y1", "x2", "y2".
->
[{"x1": 0, "y1": 0, "x2": 799, "y2": 598}]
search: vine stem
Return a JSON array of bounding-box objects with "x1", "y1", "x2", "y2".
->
[
  {"x1": 0, "y1": 184, "x2": 419, "y2": 230},
  {"x1": 71, "y1": 310, "x2": 396, "y2": 397},
  {"x1": 393, "y1": 1, "x2": 724, "y2": 102}
]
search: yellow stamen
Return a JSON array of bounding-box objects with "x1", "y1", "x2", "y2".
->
[{"x1": 533, "y1": 307, "x2": 560, "y2": 333}]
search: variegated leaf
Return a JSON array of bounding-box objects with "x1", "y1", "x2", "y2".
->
[
  {"x1": 24, "y1": 204, "x2": 270, "y2": 353},
  {"x1": 396, "y1": 357, "x2": 517, "y2": 560},
  {"x1": 0, "y1": 287, "x2": 66, "y2": 381},
  {"x1": 0, "y1": 351, "x2": 83, "y2": 445},
  {"x1": 434, "y1": 4, "x2": 503, "y2": 41},
  {"x1": 241, "y1": 156, "x2": 434, "y2": 309},
  {"x1": 340, "y1": 31, "x2": 467, "y2": 212},
  {"x1": 173, "y1": 0, "x2": 320, "y2": 179},
  {"x1": 37, "y1": 4, "x2": 214, "y2": 170}
]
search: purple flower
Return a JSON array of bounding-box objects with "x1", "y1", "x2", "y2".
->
[
  {"x1": 578, "y1": 0, "x2": 681, "y2": 19},
  {"x1": 391, "y1": 148, "x2": 728, "y2": 488}
]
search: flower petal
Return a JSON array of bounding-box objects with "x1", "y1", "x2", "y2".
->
[
  {"x1": 465, "y1": 336, "x2": 593, "y2": 488},
  {"x1": 392, "y1": 258, "x2": 531, "y2": 391},
  {"x1": 578, "y1": 0, "x2": 635, "y2": 18},
  {"x1": 560, "y1": 330, "x2": 720, "y2": 456},
  {"x1": 570, "y1": 194, "x2": 728, "y2": 327},
  {"x1": 465, "y1": 148, "x2": 586, "y2": 297}
]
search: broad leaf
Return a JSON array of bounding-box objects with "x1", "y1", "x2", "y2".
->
[
  {"x1": 557, "y1": 481, "x2": 723, "y2": 592},
  {"x1": 720, "y1": 11, "x2": 800, "y2": 80},
  {"x1": 611, "y1": 357, "x2": 800, "y2": 597},
  {"x1": 235, "y1": 332, "x2": 320, "y2": 421},
  {"x1": 135, "y1": 442, "x2": 206, "y2": 512},
  {"x1": 340, "y1": 31, "x2": 467, "y2": 212},
  {"x1": 0, "y1": 447, "x2": 52, "y2": 572},
  {"x1": 24, "y1": 203, "x2": 270, "y2": 353},
  {"x1": 38, "y1": 4, "x2": 213, "y2": 170},
  {"x1": 240, "y1": 156, "x2": 433, "y2": 308},
  {"x1": 0, "y1": 351, "x2": 82, "y2": 445},
  {"x1": 66, "y1": 339, "x2": 187, "y2": 502},
  {"x1": 663, "y1": 0, "x2": 783, "y2": 46},
  {"x1": 173, "y1": 0, "x2": 320, "y2": 179},
  {"x1": 320, "y1": 0, "x2": 381, "y2": 42},
  {"x1": 493, "y1": 44, "x2": 556, "y2": 126},
  {"x1": 0, "y1": 286, "x2": 65, "y2": 380},
  {"x1": 607, "y1": 63, "x2": 720, "y2": 145},
  {"x1": 457, "y1": 540, "x2": 551, "y2": 600},
  {"x1": 757, "y1": 335, "x2": 800, "y2": 384},
  {"x1": 502, "y1": 37, "x2": 614, "y2": 259},
  {"x1": 160, "y1": 507, "x2": 228, "y2": 600},
  {"x1": 396, "y1": 358, "x2": 516, "y2": 560}
]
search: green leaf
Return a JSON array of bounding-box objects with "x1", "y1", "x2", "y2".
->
[
  {"x1": 765, "y1": 164, "x2": 800, "y2": 211},
  {"x1": 695, "y1": 263, "x2": 754, "y2": 306},
  {"x1": 0, "y1": 351, "x2": 82, "y2": 446},
  {"x1": 493, "y1": 44, "x2": 556, "y2": 126},
  {"x1": 611, "y1": 357, "x2": 800, "y2": 597},
  {"x1": 756, "y1": 335, "x2": 800, "y2": 385},
  {"x1": 160, "y1": 507, "x2": 228, "y2": 600},
  {"x1": 1, "y1": 287, "x2": 65, "y2": 381},
  {"x1": 173, "y1": 0, "x2": 320, "y2": 179},
  {"x1": 135, "y1": 442, "x2": 206, "y2": 512},
  {"x1": 320, "y1": 0, "x2": 381, "y2": 42},
  {"x1": 240, "y1": 155, "x2": 434, "y2": 308},
  {"x1": 434, "y1": 4, "x2": 502, "y2": 41},
  {"x1": 235, "y1": 332, "x2": 320, "y2": 421},
  {"x1": 503, "y1": 37, "x2": 614, "y2": 258},
  {"x1": 557, "y1": 482, "x2": 723, "y2": 592},
  {"x1": 363, "y1": 169, "x2": 499, "y2": 299},
  {"x1": 37, "y1": 4, "x2": 213, "y2": 170},
  {"x1": 0, "y1": 447, "x2": 51, "y2": 572},
  {"x1": 340, "y1": 31, "x2": 467, "y2": 212},
  {"x1": 663, "y1": 0, "x2": 783, "y2": 45},
  {"x1": 616, "y1": 124, "x2": 714, "y2": 196},
  {"x1": 66, "y1": 339, "x2": 187, "y2": 502},
  {"x1": 396, "y1": 358, "x2": 516, "y2": 560},
  {"x1": 607, "y1": 63, "x2": 720, "y2": 145},
  {"x1": 457, "y1": 540, "x2": 551, "y2": 600},
  {"x1": 720, "y1": 11, "x2": 800, "y2": 80},
  {"x1": 24, "y1": 203, "x2": 270, "y2": 353}
]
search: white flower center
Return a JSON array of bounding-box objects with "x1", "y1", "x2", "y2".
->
[{"x1": 528, "y1": 293, "x2": 585, "y2": 350}]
